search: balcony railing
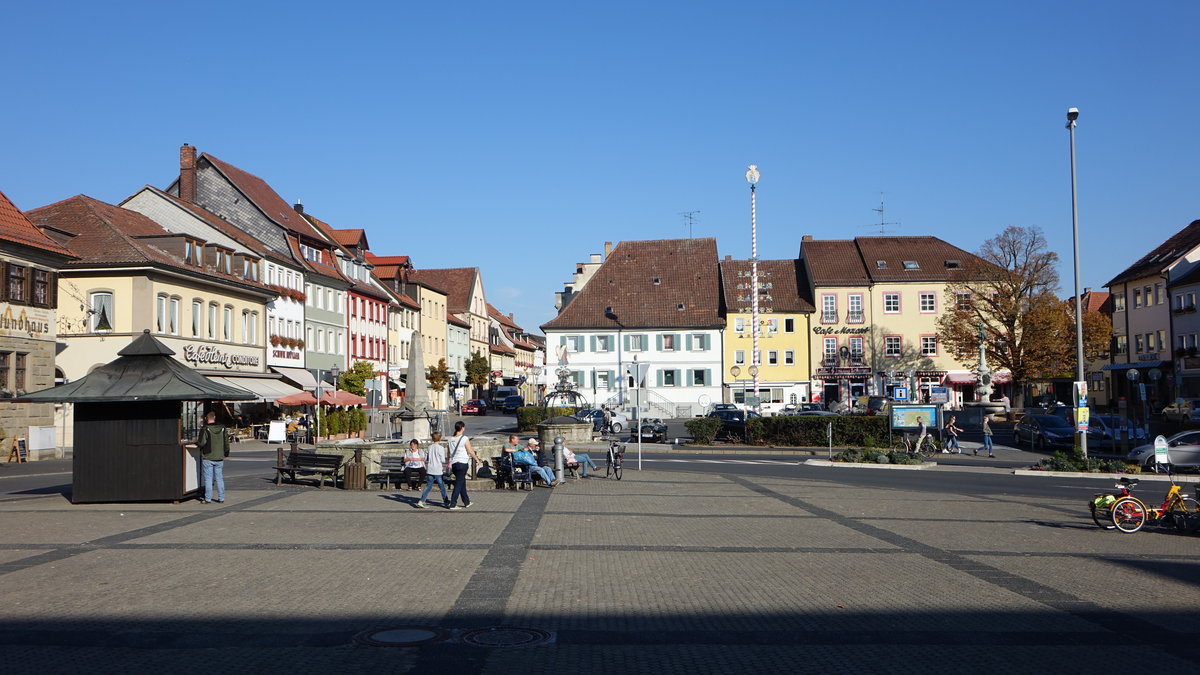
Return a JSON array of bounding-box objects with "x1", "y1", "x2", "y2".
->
[
  {"x1": 846, "y1": 310, "x2": 864, "y2": 324},
  {"x1": 821, "y1": 311, "x2": 838, "y2": 324}
]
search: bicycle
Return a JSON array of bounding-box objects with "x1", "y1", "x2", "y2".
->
[
  {"x1": 1089, "y1": 473, "x2": 1200, "y2": 534},
  {"x1": 605, "y1": 440, "x2": 624, "y2": 480},
  {"x1": 890, "y1": 432, "x2": 941, "y2": 458}
]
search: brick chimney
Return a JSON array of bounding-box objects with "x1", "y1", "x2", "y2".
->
[
  {"x1": 179, "y1": 144, "x2": 197, "y2": 203},
  {"x1": 604, "y1": 241, "x2": 613, "y2": 259}
]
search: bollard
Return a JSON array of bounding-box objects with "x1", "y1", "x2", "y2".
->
[{"x1": 553, "y1": 436, "x2": 565, "y2": 484}]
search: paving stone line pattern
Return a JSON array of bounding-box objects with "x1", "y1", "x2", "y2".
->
[{"x1": 0, "y1": 470, "x2": 1197, "y2": 673}]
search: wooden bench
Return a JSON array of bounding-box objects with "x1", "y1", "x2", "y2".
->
[
  {"x1": 370, "y1": 455, "x2": 421, "y2": 490},
  {"x1": 274, "y1": 451, "x2": 344, "y2": 488}
]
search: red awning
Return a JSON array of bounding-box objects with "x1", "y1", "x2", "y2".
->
[{"x1": 945, "y1": 372, "x2": 976, "y2": 384}]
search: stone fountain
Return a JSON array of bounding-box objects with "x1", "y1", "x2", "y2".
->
[
  {"x1": 964, "y1": 323, "x2": 1006, "y2": 420},
  {"x1": 396, "y1": 330, "x2": 432, "y2": 440}
]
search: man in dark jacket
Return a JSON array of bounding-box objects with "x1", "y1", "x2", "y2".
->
[{"x1": 198, "y1": 411, "x2": 229, "y2": 503}]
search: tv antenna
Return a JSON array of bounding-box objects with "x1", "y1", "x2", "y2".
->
[
  {"x1": 869, "y1": 193, "x2": 900, "y2": 234},
  {"x1": 679, "y1": 210, "x2": 700, "y2": 238}
]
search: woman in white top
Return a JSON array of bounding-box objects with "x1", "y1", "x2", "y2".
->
[
  {"x1": 402, "y1": 438, "x2": 427, "y2": 490},
  {"x1": 446, "y1": 421, "x2": 482, "y2": 510},
  {"x1": 416, "y1": 433, "x2": 449, "y2": 509}
]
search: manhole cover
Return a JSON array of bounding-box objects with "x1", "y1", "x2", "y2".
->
[
  {"x1": 460, "y1": 626, "x2": 553, "y2": 648},
  {"x1": 355, "y1": 625, "x2": 450, "y2": 647}
]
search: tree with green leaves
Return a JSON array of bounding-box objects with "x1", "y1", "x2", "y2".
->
[
  {"x1": 427, "y1": 358, "x2": 452, "y2": 392},
  {"x1": 465, "y1": 351, "x2": 491, "y2": 399},
  {"x1": 339, "y1": 361, "x2": 378, "y2": 397}
]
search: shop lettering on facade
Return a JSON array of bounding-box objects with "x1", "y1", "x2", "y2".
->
[
  {"x1": 271, "y1": 349, "x2": 302, "y2": 360},
  {"x1": 812, "y1": 326, "x2": 869, "y2": 335},
  {"x1": 0, "y1": 305, "x2": 54, "y2": 338},
  {"x1": 183, "y1": 344, "x2": 261, "y2": 369}
]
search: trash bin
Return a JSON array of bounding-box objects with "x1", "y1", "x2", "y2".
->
[{"x1": 344, "y1": 448, "x2": 367, "y2": 490}]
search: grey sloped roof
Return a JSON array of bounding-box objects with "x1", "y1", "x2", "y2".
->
[{"x1": 16, "y1": 331, "x2": 256, "y2": 403}]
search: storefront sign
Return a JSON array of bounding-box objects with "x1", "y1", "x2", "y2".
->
[
  {"x1": 0, "y1": 304, "x2": 54, "y2": 338},
  {"x1": 812, "y1": 326, "x2": 869, "y2": 335},
  {"x1": 815, "y1": 367, "x2": 872, "y2": 377},
  {"x1": 183, "y1": 344, "x2": 261, "y2": 369}
]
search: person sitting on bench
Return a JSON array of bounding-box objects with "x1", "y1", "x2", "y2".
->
[
  {"x1": 521, "y1": 438, "x2": 557, "y2": 487},
  {"x1": 402, "y1": 438, "x2": 427, "y2": 490}
]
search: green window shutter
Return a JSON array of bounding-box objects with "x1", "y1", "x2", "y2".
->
[
  {"x1": 656, "y1": 369, "x2": 664, "y2": 387},
  {"x1": 704, "y1": 369, "x2": 712, "y2": 385},
  {"x1": 623, "y1": 334, "x2": 630, "y2": 350},
  {"x1": 685, "y1": 369, "x2": 693, "y2": 386},
  {"x1": 674, "y1": 333, "x2": 681, "y2": 349},
  {"x1": 675, "y1": 369, "x2": 682, "y2": 386},
  {"x1": 686, "y1": 334, "x2": 693, "y2": 350},
  {"x1": 590, "y1": 335, "x2": 596, "y2": 352},
  {"x1": 702, "y1": 334, "x2": 710, "y2": 350},
  {"x1": 656, "y1": 334, "x2": 663, "y2": 350},
  {"x1": 559, "y1": 335, "x2": 566, "y2": 347},
  {"x1": 609, "y1": 370, "x2": 616, "y2": 386}
]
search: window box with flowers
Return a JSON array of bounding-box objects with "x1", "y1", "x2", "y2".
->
[{"x1": 270, "y1": 335, "x2": 283, "y2": 347}]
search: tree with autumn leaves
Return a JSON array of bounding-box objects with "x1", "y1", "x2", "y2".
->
[{"x1": 937, "y1": 226, "x2": 1111, "y2": 409}]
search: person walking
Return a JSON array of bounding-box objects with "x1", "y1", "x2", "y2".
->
[
  {"x1": 446, "y1": 421, "x2": 482, "y2": 510},
  {"x1": 914, "y1": 416, "x2": 928, "y2": 453},
  {"x1": 602, "y1": 406, "x2": 613, "y2": 435},
  {"x1": 977, "y1": 416, "x2": 995, "y2": 457},
  {"x1": 944, "y1": 415, "x2": 963, "y2": 453},
  {"x1": 415, "y1": 433, "x2": 449, "y2": 509},
  {"x1": 402, "y1": 438, "x2": 427, "y2": 490},
  {"x1": 197, "y1": 411, "x2": 229, "y2": 504}
]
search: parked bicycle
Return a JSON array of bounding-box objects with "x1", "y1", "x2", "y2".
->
[
  {"x1": 606, "y1": 440, "x2": 624, "y2": 480},
  {"x1": 1089, "y1": 473, "x2": 1200, "y2": 534}
]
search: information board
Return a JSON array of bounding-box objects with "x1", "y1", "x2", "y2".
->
[{"x1": 890, "y1": 404, "x2": 939, "y2": 430}]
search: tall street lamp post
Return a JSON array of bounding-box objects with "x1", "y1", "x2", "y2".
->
[
  {"x1": 746, "y1": 165, "x2": 761, "y2": 408},
  {"x1": 1067, "y1": 107, "x2": 1088, "y2": 459}
]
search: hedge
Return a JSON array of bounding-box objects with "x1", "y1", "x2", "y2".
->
[{"x1": 515, "y1": 406, "x2": 580, "y2": 432}]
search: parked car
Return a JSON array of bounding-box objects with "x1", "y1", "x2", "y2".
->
[
  {"x1": 573, "y1": 409, "x2": 629, "y2": 433},
  {"x1": 712, "y1": 403, "x2": 741, "y2": 412},
  {"x1": 1160, "y1": 398, "x2": 1200, "y2": 423},
  {"x1": 490, "y1": 386, "x2": 519, "y2": 409},
  {"x1": 501, "y1": 395, "x2": 524, "y2": 413},
  {"x1": 1012, "y1": 414, "x2": 1076, "y2": 450},
  {"x1": 1046, "y1": 408, "x2": 1148, "y2": 452},
  {"x1": 865, "y1": 396, "x2": 890, "y2": 416},
  {"x1": 461, "y1": 399, "x2": 487, "y2": 416},
  {"x1": 1126, "y1": 431, "x2": 1200, "y2": 471},
  {"x1": 707, "y1": 409, "x2": 761, "y2": 441},
  {"x1": 639, "y1": 418, "x2": 669, "y2": 443}
]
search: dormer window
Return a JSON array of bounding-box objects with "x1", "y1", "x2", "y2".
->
[
  {"x1": 677, "y1": 303, "x2": 686, "y2": 310},
  {"x1": 652, "y1": 277, "x2": 661, "y2": 285},
  {"x1": 876, "y1": 260, "x2": 887, "y2": 269},
  {"x1": 944, "y1": 260, "x2": 961, "y2": 269},
  {"x1": 902, "y1": 261, "x2": 920, "y2": 270}
]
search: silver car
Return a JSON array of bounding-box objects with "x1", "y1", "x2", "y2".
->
[{"x1": 1126, "y1": 431, "x2": 1200, "y2": 471}]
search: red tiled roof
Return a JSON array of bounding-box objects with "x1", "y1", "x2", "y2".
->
[
  {"x1": 24, "y1": 195, "x2": 271, "y2": 293},
  {"x1": 409, "y1": 267, "x2": 479, "y2": 314},
  {"x1": 393, "y1": 292, "x2": 419, "y2": 310},
  {"x1": 800, "y1": 239, "x2": 870, "y2": 286},
  {"x1": 282, "y1": 232, "x2": 347, "y2": 284},
  {"x1": 1106, "y1": 220, "x2": 1200, "y2": 287},
  {"x1": 447, "y1": 312, "x2": 470, "y2": 328},
  {"x1": 332, "y1": 228, "x2": 367, "y2": 249},
  {"x1": 1078, "y1": 289, "x2": 1111, "y2": 315},
  {"x1": 0, "y1": 189, "x2": 76, "y2": 258},
  {"x1": 719, "y1": 259, "x2": 814, "y2": 313},
  {"x1": 487, "y1": 303, "x2": 520, "y2": 329},
  {"x1": 541, "y1": 238, "x2": 722, "y2": 331},
  {"x1": 490, "y1": 343, "x2": 515, "y2": 355},
  {"x1": 366, "y1": 253, "x2": 410, "y2": 267},
  {"x1": 128, "y1": 186, "x2": 277, "y2": 261},
  {"x1": 202, "y1": 153, "x2": 327, "y2": 242}
]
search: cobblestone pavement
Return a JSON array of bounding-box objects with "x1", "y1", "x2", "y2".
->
[{"x1": 0, "y1": 465, "x2": 1197, "y2": 674}]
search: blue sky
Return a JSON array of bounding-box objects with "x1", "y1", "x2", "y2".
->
[{"x1": 3, "y1": 1, "x2": 1196, "y2": 334}]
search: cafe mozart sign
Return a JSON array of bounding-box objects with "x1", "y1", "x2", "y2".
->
[
  {"x1": 183, "y1": 344, "x2": 261, "y2": 369},
  {"x1": 813, "y1": 326, "x2": 869, "y2": 335}
]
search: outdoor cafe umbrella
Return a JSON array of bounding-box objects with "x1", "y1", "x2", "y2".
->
[
  {"x1": 320, "y1": 389, "x2": 367, "y2": 406},
  {"x1": 275, "y1": 391, "x2": 318, "y2": 406}
]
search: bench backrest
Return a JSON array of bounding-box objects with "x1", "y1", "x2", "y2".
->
[
  {"x1": 287, "y1": 452, "x2": 343, "y2": 470},
  {"x1": 379, "y1": 455, "x2": 409, "y2": 472}
]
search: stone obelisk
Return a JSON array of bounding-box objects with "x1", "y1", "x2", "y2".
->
[{"x1": 399, "y1": 330, "x2": 432, "y2": 440}]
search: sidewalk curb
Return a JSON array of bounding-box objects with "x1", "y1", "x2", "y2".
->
[
  {"x1": 804, "y1": 458, "x2": 937, "y2": 470},
  {"x1": 1011, "y1": 469, "x2": 1200, "y2": 482}
]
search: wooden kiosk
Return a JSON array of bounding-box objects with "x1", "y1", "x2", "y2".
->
[{"x1": 16, "y1": 330, "x2": 256, "y2": 503}]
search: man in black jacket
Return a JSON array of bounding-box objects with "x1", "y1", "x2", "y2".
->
[{"x1": 198, "y1": 411, "x2": 229, "y2": 504}]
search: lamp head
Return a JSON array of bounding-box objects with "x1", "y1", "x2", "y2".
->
[
  {"x1": 745, "y1": 164, "x2": 760, "y2": 186},
  {"x1": 1066, "y1": 107, "x2": 1079, "y2": 122}
]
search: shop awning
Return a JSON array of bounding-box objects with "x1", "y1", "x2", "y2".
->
[
  {"x1": 945, "y1": 371, "x2": 976, "y2": 384},
  {"x1": 208, "y1": 376, "x2": 302, "y2": 401},
  {"x1": 271, "y1": 366, "x2": 318, "y2": 389},
  {"x1": 1101, "y1": 361, "x2": 1165, "y2": 371}
]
